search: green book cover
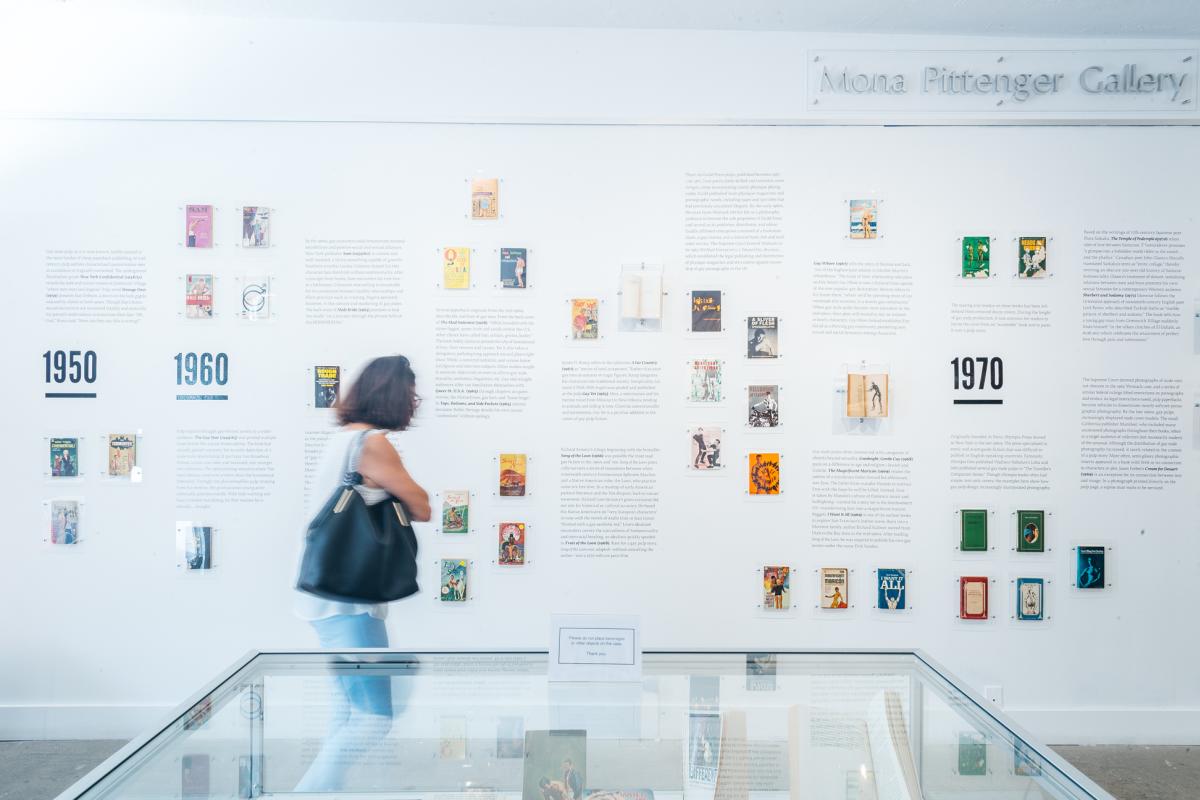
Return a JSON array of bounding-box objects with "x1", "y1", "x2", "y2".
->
[
  {"x1": 961, "y1": 236, "x2": 990, "y2": 278},
  {"x1": 958, "y1": 732, "x2": 987, "y2": 776},
  {"x1": 1017, "y1": 509, "x2": 1045, "y2": 552},
  {"x1": 960, "y1": 509, "x2": 988, "y2": 551}
]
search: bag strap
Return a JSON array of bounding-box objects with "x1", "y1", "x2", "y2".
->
[{"x1": 341, "y1": 429, "x2": 378, "y2": 487}]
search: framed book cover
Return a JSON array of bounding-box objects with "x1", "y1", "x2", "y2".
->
[
  {"x1": 688, "y1": 359, "x2": 722, "y2": 403},
  {"x1": 570, "y1": 298, "x2": 599, "y2": 340},
  {"x1": 820, "y1": 567, "x2": 849, "y2": 609},
  {"x1": 49, "y1": 499, "x2": 80, "y2": 544},
  {"x1": 1017, "y1": 236, "x2": 1047, "y2": 278},
  {"x1": 240, "y1": 275, "x2": 270, "y2": 319},
  {"x1": 107, "y1": 434, "x2": 137, "y2": 477},
  {"x1": 178, "y1": 524, "x2": 213, "y2": 570},
  {"x1": 185, "y1": 274, "x2": 214, "y2": 318},
  {"x1": 959, "y1": 576, "x2": 989, "y2": 620},
  {"x1": 313, "y1": 366, "x2": 340, "y2": 409},
  {"x1": 1016, "y1": 509, "x2": 1045, "y2": 552},
  {"x1": 185, "y1": 205, "x2": 213, "y2": 248},
  {"x1": 241, "y1": 206, "x2": 270, "y2": 248},
  {"x1": 747, "y1": 384, "x2": 780, "y2": 428},
  {"x1": 1075, "y1": 545, "x2": 1106, "y2": 589},
  {"x1": 499, "y1": 453, "x2": 527, "y2": 496},
  {"x1": 846, "y1": 373, "x2": 888, "y2": 417},
  {"x1": 470, "y1": 177, "x2": 500, "y2": 220},
  {"x1": 747, "y1": 452, "x2": 780, "y2": 495},
  {"x1": 498, "y1": 522, "x2": 526, "y2": 566},
  {"x1": 688, "y1": 427, "x2": 723, "y2": 470},
  {"x1": 961, "y1": 236, "x2": 990, "y2": 278},
  {"x1": 522, "y1": 730, "x2": 586, "y2": 800},
  {"x1": 747, "y1": 316, "x2": 779, "y2": 358},
  {"x1": 49, "y1": 437, "x2": 79, "y2": 477},
  {"x1": 960, "y1": 509, "x2": 988, "y2": 551},
  {"x1": 690, "y1": 290, "x2": 722, "y2": 332},
  {"x1": 442, "y1": 247, "x2": 470, "y2": 289},
  {"x1": 500, "y1": 247, "x2": 527, "y2": 288},
  {"x1": 1016, "y1": 577, "x2": 1044, "y2": 621},
  {"x1": 849, "y1": 198, "x2": 878, "y2": 239},
  {"x1": 762, "y1": 565, "x2": 790, "y2": 610},
  {"x1": 876, "y1": 567, "x2": 907, "y2": 611},
  {"x1": 439, "y1": 559, "x2": 468, "y2": 602},
  {"x1": 441, "y1": 490, "x2": 469, "y2": 534}
]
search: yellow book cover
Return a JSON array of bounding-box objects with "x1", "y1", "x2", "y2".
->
[
  {"x1": 443, "y1": 247, "x2": 470, "y2": 289},
  {"x1": 499, "y1": 453, "x2": 527, "y2": 496}
]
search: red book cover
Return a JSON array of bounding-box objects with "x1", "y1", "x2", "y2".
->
[{"x1": 959, "y1": 576, "x2": 988, "y2": 620}]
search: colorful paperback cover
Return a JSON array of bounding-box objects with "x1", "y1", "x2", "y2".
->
[
  {"x1": 1076, "y1": 546, "x2": 1106, "y2": 589},
  {"x1": 313, "y1": 366, "x2": 340, "y2": 408},
  {"x1": 181, "y1": 525, "x2": 213, "y2": 570},
  {"x1": 499, "y1": 453, "x2": 527, "y2": 496},
  {"x1": 185, "y1": 274, "x2": 214, "y2": 319},
  {"x1": 185, "y1": 205, "x2": 213, "y2": 248},
  {"x1": 441, "y1": 490, "x2": 469, "y2": 533},
  {"x1": 50, "y1": 500, "x2": 79, "y2": 544},
  {"x1": 690, "y1": 291, "x2": 722, "y2": 332},
  {"x1": 958, "y1": 732, "x2": 987, "y2": 776},
  {"x1": 763, "y1": 565, "x2": 790, "y2": 610},
  {"x1": 1017, "y1": 509, "x2": 1045, "y2": 552},
  {"x1": 498, "y1": 522, "x2": 526, "y2": 566},
  {"x1": 686, "y1": 713, "x2": 721, "y2": 784},
  {"x1": 960, "y1": 576, "x2": 988, "y2": 619},
  {"x1": 748, "y1": 452, "x2": 780, "y2": 495},
  {"x1": 500, "y1": 247, "x2": 527, "y2": 288},
  {"x1": 1018, "y1": 236, "x2": 1047, "y2": 278},
  {"x1": 821, "y1": 567, "x2": 849, "y2": 609},
  {"x1": 107, "y1": 434, "x2": 136, "y2": 477},
  {"x1": 689, "y1": 359, "x2": 722, "y2": 402},
  {"x1": 689, "y1": 427, "x2": 723, "y2": 470},
  {"x1": 242, "y1": 206, "x2": 270, "y2": 248},
  {"x1": 846, "y1": 373, "x2": 888, "y2": 417},
  {"x1": 962, "y1": 236, "x2": 990, "y2": 278},
  {"x1": 747, "y1": 316, "x2": 779, "y2": 358},
  {"x1": 1016, "y1": 577, "x2": 1044, "y2": 621},
  {"x1": 960, "y1": 509, "x2": 988, "y2": 551},
  {"x1": 849, "y1": 198, "x2": 878, "y2": 239},
  {"x1": 50, "y1": 437, "x2": 78, "y2": 477},
  {"x1": 496, "y1": 716, "x2": 525, "y2": 759},
  {"x1": 521, "y1": 730, "x2": 585, "y2": 800},
  {"x1": 442, "y1": 247, "x2": 470, "y2": 289},
  {"x1": 745, "y1": 653, "x2": 777, "y2": 691},
  {"x1": 440, "y1": 558, "x2": 468, "y2": 601},
  {"x1": 877, "y1": 568, "x2": 906, "y2": 610},
  {"x1": 571, "y1": 298, "x2": 599, "y2": 340},
  {"x1": 241, "y1": 276, "x2": 270, "y2": 319},
  {"x1": 471, "y1": 177, "x2": 500, "y2": 220},
  {"x1": 747, "y1": 384, "x2": 780, "y2": 427}
]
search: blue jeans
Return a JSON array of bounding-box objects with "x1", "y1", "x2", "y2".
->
[{"x1": 294, "y1": 614, "x2": 393, "y2": 792}]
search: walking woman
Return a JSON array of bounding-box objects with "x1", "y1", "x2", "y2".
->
[{"x1": 293, "y1": 355, "x2": 430, "y2": 792}]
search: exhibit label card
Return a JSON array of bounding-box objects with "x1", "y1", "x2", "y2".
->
[{"x1": 549, "y1": 614, "x2": 641, "y2": 683}]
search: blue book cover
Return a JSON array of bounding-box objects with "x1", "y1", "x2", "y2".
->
[
  {"x1": 877, "y1": 568, "x2": 906, "y2": 610},
  {"x1": 500, "y1": 247, "x2": 527, "y2": 288},
  {"x1": 1076, "y1": 546, "x2": 1105, "y2": 589},
  {"x1": 1016, "y1": 577, "x2": 1043, "y2": 621}
]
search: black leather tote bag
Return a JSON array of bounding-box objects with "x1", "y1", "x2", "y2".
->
[{"x1": 296, "y1": 431, "x2": 420, "y2": 603}]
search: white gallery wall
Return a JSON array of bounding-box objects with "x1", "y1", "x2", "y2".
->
[{"x1": 0, "y1": 5, "x2": 1197, "y2": 744}]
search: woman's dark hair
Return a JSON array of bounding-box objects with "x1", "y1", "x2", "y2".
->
[{"x1": 336, "y1": 355, "x2": 418, "y2": 430}]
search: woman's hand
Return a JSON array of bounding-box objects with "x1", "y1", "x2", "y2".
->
[{"x1": 358, "y1": 432, "x2": 432, "y2": 522}]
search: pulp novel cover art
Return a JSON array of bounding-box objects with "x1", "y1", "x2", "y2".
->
[
  {"x1": 820, "y1": 567, "x2": 849, "y2": 609},
  {"x1": 185, "y1": 274, "x2": 214, "y2": 319},
  {"x1": 846, "y1": 373, "x2": 888, "y2": 417},
  {"x1": 498, "y1": 522, "x2": 526, "y2": 566},
  {"x1": 747, "y1": 316, "x2": 779, "y2": 358},
  {"x1": 960, "y1": 509, "x2": 988, "y2": 551},
  {"x1": 571, "y1": 298, "x2": 599, "y2": 340},
  {"x1": 689, "y1": 427, "x2": 723, "y2": 470},
  {"x1": 313, "y1": 366, "x2": 340, "y2": 408},
  {"x1": 686, "y1": 714, "x2": 721, "y2": 784},
  {"x1": 500, "y1": 247, "x2": 527, "y2": 288},
  {"x1": 748, "y1": 452, "x2": 780, "y2": 495},
  {"x1": 689, "y1": 359, "x2": 722, "y2": 403},
  {"x1": 957, "y1": 732, "x2": 987, "y2": 776},
  {"x1": 746, "y1": 653, "x2": 777, "y2": 691},
  {"x1": 690, "y1": 290, "x2": 722, "y2": 332},
  {"x1": 440, "y1": 559, "x2": 468, "y2": 602},
  {"x1": 877, "y1": 568, "x2": 906, "y2": 610},
  {"x1": 1016, "y1": 577, "x2": 1044, "y2": 621},
  {"x1": 441, "y1": 490, "x2": 469, "y2": 533},
  {"x1": 241, "y1": 206, "x2": 270, "y2": 248},
  {"x1": 499, "y1": 453, "x2": 527, "y2": 496},
  {"x1": 762, "y1": 565, "x2": 790, "y2": 610},
  {"x1": 50, "y1": 437, "x2": 79, "y2": 477},
  {"x1": 521, "y1": 730, "x2": 586, "y2": 800},
  {"x1": 959, "y1": 576, "x2": 988, "y2": 619},
  {"x1": 50, "y1": 500, "x2": 79, "y2": 544},
  {"x1": 496, "y1": 716, "x2": 525, "y2": 759},
  {"x1": 1017, "y1": 509, "x2": 1045, "y2": 552},
  {"x1": 1018, "y1": 236, "x2": 1047, "y2": 278},
  {"x1": 849, "y1": 198, "x2": 878, "y2": 239},
  {"x1": 471, "y1": 177, "x2": 500, "y2": 220},
  {"x1": 442, "y1": 247, "x2": 471, "y2": 289},
  {"x1": 241, "y1": 276, "x2": 270, "y2": 319},
  {"x1": 185, "y1": 205, "x2": 213, "y2": 248},
  {"x1": 107, "y1": 434, "x2": 136, "y2": 477},
  {"x1": 961, "y1": 236, "x2": 990, "y2": 278},
  {"x1": 180, "y1": 524, "x2": 213, "y2": 570},
  {"x1": 748, "y1": 384, "x2": 780, "y2": 427},
  {"x1": 1076, "y1": 546, "x2": 1105, "y2": 589}
]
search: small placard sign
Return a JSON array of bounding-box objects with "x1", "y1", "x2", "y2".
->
[{"x1": 549, "y1": 614, "x2": 641, "y2": 683}]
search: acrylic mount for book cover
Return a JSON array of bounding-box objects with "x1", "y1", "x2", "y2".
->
[
  {"x1": 619, "y1": 268, "x2": 664, "y2": 327},
  {"x1": 241, "y1": 276, "x2": 270, "y2": 319},
  {"x1": 501, "y1": 247, "x2": 527, "y2": 288},
  {"x1": 1016, "y1": 577, "x2": 1044, "y2": 621},
  {"x1": 748, "y1": 384, "x2": 780, "y2": 427},
  {"x1": 107, "y1": 434, "x2": 137, "y2": 477},
  {"x1": 690, "y1": 290, "x2": 722, "y2": 332},
  {"x1": 1076, "y1": 546, "x2": 1106, "y2": 589},
  {"x1": 50, "y1": 499, "x2": 79, "y2": 544},
  {"x1": 849, "y1": 198, "x2": 879, "y2": 239},
  {"x1": 763, "y1": 565, "x2": 790, "y2": 610},
  {"x1": 179, "y1": 524, "x2": 213, "y2": 570},
  {"x1": 1018, "y1": 236, "x2": 1047, "y2": 278},
  {"x1": 877, "y1": 568, "x2": 906, "y2": 610},
  {"x1": 471, "y1": 177, "x2": 500, "y2": 220},
  {"x1": 185, "y1": 205, "x2": 213, "y2": 249},
  {"x1": 962, "y1": 236, "x2": 990, "y2": 278},
  {"x1": 1017, "y1": 509, "x2": 1045, "y2": 552},
  {"x1": 443, "y1": 247, "x2": 470, "y2": 289},
  {"x1": 313, "y1": 366, "x2": 340, "y2": 409},
  {"x1": 521, "y1": 730, "x2": 586, "y2": 800},
  {"x1": 50, "y1": 437, "x2": 79, "y2": 477},
  {"x1": 242, "y1": 206, "x2": 270, "y2": 248},
  {"x1": 821, "y1": 567, "x2": 849, "y2": 609},
  {"x1": 440, "y1": 559, "x2": 468, "y2": 602},
  {"x1": 689, "y1": 427, "x2": 723, "y2": 470},
  {"x1": 960, "y1": 509, "x2": 988, "y2": 551},
  {"x1": 747, "y1": 316, "x2": 779, "y2": 358},
  {"x1": 499, "y1": 453, "x2": 527, "y2": 496},
  {"x1": 571, "y1": 298, "x2": 599, "y2": 340},
  {"x1": 748, "y1": 452, "x2": 780, "y2": 495},
  {"x1": 498, "y1": 522, "x2": 526, "y2": 566},
  {"x1": 441, "y1": 490, "x2": 469, "y2": 533},
  {"x1": 960, "y1": 576, "x2": 988, "y2": 619},
  {"x1": 689, "y1": 359, "x2": 722, "y2": 403},
  {"x1": 186, "y1": 274, "x2": 214, "y2": 319},
  {"x1": 846, "y1": 373, "x2": 888, "y2": 418}
]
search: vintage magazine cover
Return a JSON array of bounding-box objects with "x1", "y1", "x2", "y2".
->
[
  {"x1": 846, "y1": 373, "x2": 888, "y2": 417},
  {"x1": 849, "y1": 198, "x2": 878, "y2": 239},
  {"x1": 959, "y1": 576, "x2": 988, "y2": 619},
  {"x1": 1017, "y1": 509, "x2": 1045, "y2": 552},
  {"x1": 185, "y1": 204, "x2": 213, "y2": 248},
  {"x1": 499, "y1": 453, "x2": 527, "y2": 496},
  {"x1": 1076, "y1": 546, "x2": 1105, "y2": 589},
  {"x1": 747, "y1": 384, "x2": 779, "y2": 427},
  {"x1": 571, "y1": 298, "x2": 599, "y2": 340},
  {"x1": 49, "y1": 437, "x2": 79, "y2": 477},
  {"x1": 500, "y1": 247, "x2": 527, "y2": 288},
  {"x1": 107, "y1": 434, "x2": 137, "y2": 477},
  {"x1": 471, "y1": 177, "x2": 500, "y2": 220},
  {"x1": 961, "y1": 235, "x2": 990, "y2": 278},
  {"x1": 241, "y1": 206, "x2": 270, "y2": 248},
  {"x1": 313, "y1": 366, "x2": 340, "y2": 408},
  {"x1": 521, "y1": 730, "x2": 586, "y2": 800},
  {"x1": 180, "y1": 524, "x2": 213, "y2": 570},
  {"x1": 50, "y1": 500, "x2": 79, "y2": 544},
  {"x1": 688, "y1": 427, "x2": 723, "y2": 470},
  {"x1": 747, "y1": 452, "x2": 780, "y2": 495},
  {"x1": 440, "y1": 559, "x2": 468, "y2": 601},
  {"x1": 441, "y1": 490, "x2": 469, "y2": 533},
  {"x1": 689, "y1": 359, "x2": 722, "y2": 402},
  {"x1": 498, "y1": 522, "x2": 526, "y2": 566},
  {"x1": 241, "y1": 276, "x2": 270, "y2": 319},
  {"x1": 762, "y1": 565, "x2": 790, "y2": 610},
  {"x1": 185, "y1": 274, "x2": 214, "y2": 319},
  {"x1": 690, "y1": 290, "x2": 722, "y2": 332},
  {"x1": 820, "y1": 567, "x2": 849, "y2": 609},
  {"x1": 1017, "y1": 577, "x2": 1044, "y2": 621},
  {"x1": 1018, "y1": 236, "x2": 1047, "y2": 278},
  {"x1": 443, "y1": 247, "x2": 471, "y2": 289},
  {"x1": 877, "y1": 568, "x2": 907, "y2": 610},
  {"x1": 746, "y1": 316, "x2": 779, "y2": 358}
]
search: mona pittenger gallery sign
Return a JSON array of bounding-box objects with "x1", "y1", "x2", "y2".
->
[{"x1": 806, "y1": 49, "x2": 1198, "y2": 114}]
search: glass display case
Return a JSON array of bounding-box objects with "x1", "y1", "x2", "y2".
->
[{"x1": 56, "y1": 649, "x2": 1112, "y2": 799}]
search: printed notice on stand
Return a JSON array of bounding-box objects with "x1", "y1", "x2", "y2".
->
[{"x1": 549, "y1": 614, "x2": 641, "y2": 683}]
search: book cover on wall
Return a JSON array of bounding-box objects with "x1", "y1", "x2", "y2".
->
[
  {"x1": 313, "y1": 366, "x2": 340, "y2": 408},
  {"x1": 1016, "y1": 509, "x2": 1045, "y2": 552},
  {"x1": 499, "y1": 453, "x2": 527, "y2": 496},
  {"x1": 1018, "y1": 236, "x2": 1047, "y2": 278},
  {"x1": 1016, "y1": 577, "x2": 1044, "y2": 621},
  {"x1": 521, "y1": 730, "x2": 585, "y2": 800},
  {"x1": 957, "y1": 732, "x2": 987, "y2": 776},
  {"x1": 500, "y1": 247, "x2": 527, "y2": 288},
  {"x1": 846, "y1": 373, "x2": 888, "y2": 417},
  {"x1": 689, "y1": 427, "x2": 723, "y2": 470},
  {"x1": 242, "y1": 206, "x2": 270, "y2": 248},
  {"x1": 745, "y1": 653, "x2": 776, "y2": 691},
  {"x1": 619, "y1": 270, "x2": 664, "y2": 324},
  {"x1": 440, "y1": 558, "x2": 468, "y2": 601},
  {"x1": 690, "y1": 291, "x2": 722, "y2": 332},
  {"x1": 179, "y1": 524, "x2": 213, "y2": 570},
  {"x1": 820, "y1": 567, "x2": 849, "y2": 609},
  {"x1": 877, "y1": 568, "x2": 907, "y2": 610},
  {"x1": 185, "y1": 205, "x2": 213, "y2": 248},
  {"x1": 241, "y1": 276, "x2": 270, "y2": 319},
  {"x1": 185, "y1": 274, "x2": 214, "y2": 318},
  {"x1": 471, "y1": 177, "x2": 500, "y2": 220},
  {"x1": 1014, "y1": 742, "x2": 1043, "y2": 777},
  {"x1": 687, "y1": 713, "x2": 721, "y2": 785},
  {"x1": 748, "y1": 452, "x2": 780, "y2": 495},
  {"x1": 442, "y1": 490, "x2": 469, "y2": 533},
  {"x1": 960, "y1": 509, "x2": 988, "y2": 551},
  {"x1": 1076, "y1": 546, "x2": 1106, "y2": 589},
  {"x1": 439, "y1": 716, "x2": 468, "y2": 759},
  {"x1": 961, "y1": 236, "x2": 990, "y2": 278},
  {"x1": 747, "y1": 384, "x2": 779, "y2": 427},
  {"x1": 570, "y1": 298, "x2": 599, "y2": 340},
  {"x1": 499, "y1": 522, "x2": 526, "y2": 566},
  {"x1": 49, "y1": 437, "x2": 79, "y2": 477},
  {"x1": 107, "y1": 434, "x2": 137, "y2": 477},
  {"x1": 181, "y1": 753, "x2": 211, "y2": 798},
  {"x1": 50, "y1": 500, "x2": 79, "y2": 544},
  {"x1": 762, "y1": 565, "x2": 790, "y2": 610},
  {"x1": 689, "y1": 676, "x2": 719, "y2": 713},
  {"x1": 746, "y1": 316, "x2": 779, "y2": 358},
  {"x1": 959, "y1": 576, "x2": 988, "y2": 619},
  {"x1": 849, "y1": 198, "x2": 878, "y2": 239},
  {"x1": 497, "y1": 716, "x2": 525, "y2": 759},
  {"x1": 689, "y1": 360, "x2": 722, "y2": 402},
  {"x1": 443, "y1": 247, "x2": 471, "y2": 289}
]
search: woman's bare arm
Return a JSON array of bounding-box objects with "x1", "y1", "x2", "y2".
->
[{"x1": 357, "y1": 432, "x2": 432, "y2": 522}]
